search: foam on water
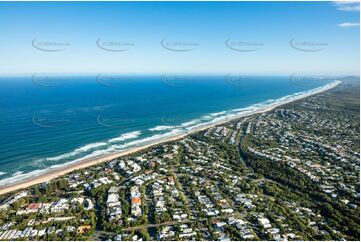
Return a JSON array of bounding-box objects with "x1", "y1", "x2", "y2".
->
[
  {"x1": 75, "y1": 142, "x2": 108, "y2": 152},
  {"x1": 211, "y1": 111, "x2": 227, "y2": 116},
  {"x1": 108, "y1": 131, "x2": 141, "y2": 143},
  {"x1": 46, "y1": 131, "x2": 141, "y2": 162},
  {"x1": 0, "y1": 169, "x2": 45, "y2": 186},
  {"x1": 149, "y1": 125, "x2": 174, "y2": 131}
]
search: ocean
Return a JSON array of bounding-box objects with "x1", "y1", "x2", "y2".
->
[{"x1": 0, "y1": 75, "x2": 335, "y2": 186}]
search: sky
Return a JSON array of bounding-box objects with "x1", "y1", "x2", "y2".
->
[{"x1": 0, "y1": 1, "x2": 359, "y2": 76}]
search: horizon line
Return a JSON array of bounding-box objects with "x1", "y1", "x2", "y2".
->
[{"x1": 0, "y1": 73, "x2": 359, "y2": 78}]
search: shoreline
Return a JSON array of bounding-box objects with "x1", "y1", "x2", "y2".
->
[{"x1": 0, "y1": 80, "x2": 341, "y2": 196}]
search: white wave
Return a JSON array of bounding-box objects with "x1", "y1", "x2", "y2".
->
[
  {"x1": 264, "y1": 99, "x2": 275, "y2": 104},
  {"x1": 211, "y1": 111, "x2": 226, "y2": 116},
  {"x1": 50, "y1": 148, "x2": 116, "y2": 169},
  {"x1": 0, "y1": 172, "x2": 6, "y2": 176},
  {"x1": 149, "y1": 125, "x2": 174, "y2": 131},
  {"x1": 47, "y1": 131, "x2": 140, "y2": 162},
  {"x1": 12, "y1": 171, "x2": 23, "y2": 176},
  {"x1": 181, "y1": 119, "x2": 200, "y2": 127},
  {"x1": 232, "y1": 105, "x2": 258, "y2": 112},
  {"x1": 200, "y1": 115, "x2": 213, "y2": 120},
  {"x1": 74, "y1": 142, "x2": 107, "y2": 152},
  {"x1": 46, "y1": 150, "x2": 79, "y2": 162},
  {"x1": 108, "y1": 131, "x2": 141, "y2": 143},
  {"x1": 47, "y1": 142, "x2": 107, "y2": 162},
  {"x1": 110, "y1": 128, "x2": 184, "y2": 151},
  {"x1": 0, "y1": 169, "x2": 47, "y2": 187}
]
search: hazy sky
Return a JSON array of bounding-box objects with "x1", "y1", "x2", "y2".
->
[{"x1": 0, "y1": 1, "x2": 359, "y2": 75}]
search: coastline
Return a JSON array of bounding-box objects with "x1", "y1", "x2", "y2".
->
[{"x1": 0, "y1": 80, "x2": 341, "y2": 196}]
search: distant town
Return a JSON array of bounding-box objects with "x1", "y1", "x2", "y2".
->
[{"x1": 0, "y1": 80, "x2": 359, "y2": 241}]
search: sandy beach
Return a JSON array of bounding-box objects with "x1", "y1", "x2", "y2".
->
[{"x1": 0, "y1": 80, "x2": 341, "y2": 196}]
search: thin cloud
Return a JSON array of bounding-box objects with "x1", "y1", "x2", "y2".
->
[
  {"x1": 332, "y1": 1, "x2": 360, "y2": 11},
  {"x1": 338, "y1": 22, "x2": 360, "y2": 27}
]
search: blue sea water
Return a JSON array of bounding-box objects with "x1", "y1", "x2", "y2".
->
[{"x1": 0, "y1": 75, "x2": 334, "y2": 185}]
